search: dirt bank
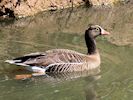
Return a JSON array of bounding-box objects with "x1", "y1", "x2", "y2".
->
[{"x1": 0, "y1": 0, "x2": 131, "y2": 18}]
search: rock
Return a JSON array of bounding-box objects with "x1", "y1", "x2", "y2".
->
[{"x1": 0, "y1": 0, "x2": 131, "y2": 18}]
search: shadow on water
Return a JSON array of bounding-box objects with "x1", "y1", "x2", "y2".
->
[{"x1": 0, "y1": 3, "x2": 133, "y2": 100}]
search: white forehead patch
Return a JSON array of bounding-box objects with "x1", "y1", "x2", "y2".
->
[{"x1": 94, "y1": 25, "x2": 104, "y2": 33}]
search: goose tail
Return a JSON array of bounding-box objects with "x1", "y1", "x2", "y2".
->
[
  {"x1": 5, "y1": 59, "x2": 19, "y2": 64},
  {"x1": 5, "y1": 59, "x2": 29, "y2": 66}
]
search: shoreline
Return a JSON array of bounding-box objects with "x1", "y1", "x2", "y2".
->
[{"x1": 0, "y1": 0, "x2": 131, "y2": 18}]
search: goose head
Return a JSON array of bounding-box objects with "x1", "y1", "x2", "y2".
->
[
  {"x1": 86, "y1": 25, "x2": 110, "y2": 38},
  {"x1": 85, "y1": 25, "x2": 110, "y2": 54}
]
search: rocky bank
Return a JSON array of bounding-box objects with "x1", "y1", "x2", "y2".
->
[{"x1": 0, "y1": 0, "x2": 131, "y2": 18}]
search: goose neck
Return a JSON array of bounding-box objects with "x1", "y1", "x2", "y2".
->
[{"x1": 85, "y1": 31, "x2": 96, "y2": 55}]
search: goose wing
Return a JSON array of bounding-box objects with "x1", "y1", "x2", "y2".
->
[
  {"x1": 8, "y1": 49, "x2": 88, "y2": 71},
  {"x1": 23, "y1": 49, "x2": 86, "y2": 65}
]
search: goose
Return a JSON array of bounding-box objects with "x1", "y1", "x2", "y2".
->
[{"x1": 5, "y1": 25, "x2": 110, "y2": 77}]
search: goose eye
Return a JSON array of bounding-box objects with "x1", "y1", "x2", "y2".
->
[{"x1": 96, "y1": 28, "x2": 99, "y2": 31}]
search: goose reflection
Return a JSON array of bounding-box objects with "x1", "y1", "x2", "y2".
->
[
  {"x1": 31, "y1": 67, "x2": 101, "y2": 100},
  {"x1": 4, "y1": 66, "x2": 101, "y2": 100}
]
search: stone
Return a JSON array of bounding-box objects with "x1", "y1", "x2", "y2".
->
[{"x1": 0, "y1": 0, "x2": 129, "y2": 18}]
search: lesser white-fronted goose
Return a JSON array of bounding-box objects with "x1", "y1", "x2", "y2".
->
[{"x1": 5, "y1": 25, "x2": 110, "y2": 75}]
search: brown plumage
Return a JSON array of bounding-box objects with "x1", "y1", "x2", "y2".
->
[{"x1": 5, "y1": 25, "x2": 110, "y2": 73}]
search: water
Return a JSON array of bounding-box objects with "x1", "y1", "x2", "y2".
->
[{"x1": 0, "y1": 4, "x2": 133, "y2": 100}]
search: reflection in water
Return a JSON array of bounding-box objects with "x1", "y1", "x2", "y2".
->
[
  {"x1": 36, "y1": 72, "x2": 101, "y2": 100},
  {"x1": 31, "y1": 67, "x2": 100, "y2": 83},
  {"x1": 48, "y1": 68, "x2": 100, "y2": 81},
  {"x1": 85, "y1": 86, "x2": 98, "y2": 100},
  {"x1": 47, "y1": 70, "x2": 101, "y2": 100},
  {"x1": 0, "y1": 67, "x2": 101, "y2": 100}
]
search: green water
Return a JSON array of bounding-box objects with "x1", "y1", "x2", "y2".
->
[{"x1": 0, "y1": 5, "x2": 133, "y2": 100}]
